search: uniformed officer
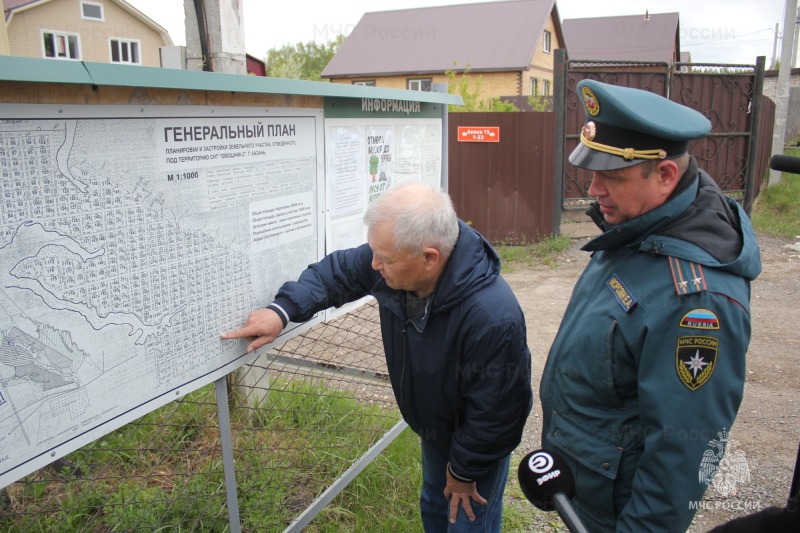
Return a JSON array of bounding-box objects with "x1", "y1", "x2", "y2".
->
[{"x1": 540, "y1": 80, "x2": 762, "y2": 532}]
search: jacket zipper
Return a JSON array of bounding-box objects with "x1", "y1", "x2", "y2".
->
[
  {"x1": 401, "y1": 296, "x2": 430, "y2": 418},
  {"x1": 400, "y1": 325, "x2": 407, "y2": 411}
]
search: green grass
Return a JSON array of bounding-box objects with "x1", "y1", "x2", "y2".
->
[
  {"x1": 306, "y1": 426, "x2": 423, "y2": 532},
  {"x1": 752, "y1": 148, "x2": 800, "y2": 238},
  {"x1": 1, "y1": 381, "x2": 400, "y2": 532},
  {"x1": 308, "y1": 437, "x2": 559, "y2": 532},
  {"x1": 495, "y1": 235, "x2": 573, "y2": 272}
]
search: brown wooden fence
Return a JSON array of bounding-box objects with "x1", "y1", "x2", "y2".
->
[
  {"x1": 448, "y1": 55, "x2": 774, "y2": 245},
  {"x1": 447, "y1": 112, "x2": 556, "y2": 245}
]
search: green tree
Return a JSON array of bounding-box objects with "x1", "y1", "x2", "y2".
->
[
  {"x1": 445, "y1": 64, "x2": 519, "y2": 112},
  {"x1": 265, "y1": 35, "x2": 346, "y2": 81},
  {"x1": 527, "y1": 95, "x2": 550, "y2": 112}
]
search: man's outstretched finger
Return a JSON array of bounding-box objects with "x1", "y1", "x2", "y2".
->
[
  {"x1": 220, "y1": 308, "x2": 285, "y2": 350},
  {"x1": 219, "y1": 326, "x2": 255, "y2": 340}
]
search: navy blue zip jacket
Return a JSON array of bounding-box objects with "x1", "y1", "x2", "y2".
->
[{"x1": 272, "y1": 220, "x2": 533, "y2": 480}]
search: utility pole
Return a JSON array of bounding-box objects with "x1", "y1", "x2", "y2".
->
[
  {"x1": 184, "y1": 0, "x2": 247, "y2": 74},
  {"x1": 770, "y1": 0, "x2": 798, "y2": 186},
  {"x1": 793, "y1": 6, "x2": 800, "y2": 68},
  {"x1": 771, "y1": 23, "x2": 779, "y2": 69}
]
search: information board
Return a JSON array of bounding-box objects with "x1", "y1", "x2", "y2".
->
[
  {"x1": 322, "y1": 116, "x2": 443, "y2": 320},
  {"x1": 325, "y1": 117, "x2": 443, "y2": 252},
  {"x1": 0, "y1": 104, "x2": 325, "y2": 488}
]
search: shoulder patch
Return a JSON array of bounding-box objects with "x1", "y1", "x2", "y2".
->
[
  {"x1": 680, "y1": 309, "x2": 720, "y2": 329},
  {"x1": 668, "y1": 257, "x2": 708, "y2": 295},
  {"x1": 606, "y1": 273, "x2": 637, "y2": 312},
  {"x1": 676, "y1": 336, "x2": 719, "y2": 390}
]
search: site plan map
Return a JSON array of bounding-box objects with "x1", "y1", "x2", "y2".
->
[{"x1": 0, "y1": 105, "x2": 324, "y2": 487}]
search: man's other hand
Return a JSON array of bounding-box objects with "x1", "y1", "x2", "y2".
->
[{"x1": 444, "y1": 467, "x2": 487, "y2": 523}]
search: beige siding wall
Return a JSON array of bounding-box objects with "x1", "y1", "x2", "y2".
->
[
  {"x1": 0, "y1": 13, "x2": 10, "y2": 55},
  {"x1": 8, "y1": 0, "x2": 167, "y2": 67}
]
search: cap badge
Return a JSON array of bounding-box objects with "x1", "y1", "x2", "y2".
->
[
  {"x1": 582, "y1": 121, "x2": 596, "y2": 141},
  {"x1": 581, "y1": 86, "x2": 600, "y2": 116}
]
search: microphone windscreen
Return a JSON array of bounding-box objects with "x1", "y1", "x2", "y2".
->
[
  {"x1": 769, "y1": 154, "x2": 800, "y2": 175},
  {"x1": 517, "y1": 449, "x2": 576, "y2": 511}
]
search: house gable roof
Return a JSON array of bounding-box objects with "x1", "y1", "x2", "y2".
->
[
  {"x1": 3, "y1": 0, "x2": 34, "y2": 16},
  {"x1": 4, "y1": 0, "x2": 173, "y2": 46},
  {"x1": 562, "y1": 12, "x2": 679, "y2": 63},
  {"x1": 322, "y1": 0, "x2": 560, "y2": 79}
]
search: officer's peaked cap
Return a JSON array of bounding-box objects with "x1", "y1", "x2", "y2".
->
[{"x1": 569, "y1": 79, "x2": 712, "y2": 171}]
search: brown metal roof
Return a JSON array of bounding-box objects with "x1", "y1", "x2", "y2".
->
[
  {"x1": 322, "y1": 0, "x2": 560, "y2": 78},
  {"x1": 562, "y1": 12, "x2": 680, "y2": 63}
]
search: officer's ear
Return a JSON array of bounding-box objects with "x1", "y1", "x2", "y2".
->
[{"x1": 654, "y1": 159, "x2": 681, "y2": 194}]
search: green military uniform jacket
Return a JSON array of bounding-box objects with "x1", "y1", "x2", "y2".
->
[{"x1": 540, "y1": 160, "x2": 762, "y2": 532}]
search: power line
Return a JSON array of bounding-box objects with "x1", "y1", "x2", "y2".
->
[
  {"x1": 684, "y1": 38, "x2": 775, "y2": 49},
  {"x1": 681, "y1": 27, "x2": 774, "y2": 48}
]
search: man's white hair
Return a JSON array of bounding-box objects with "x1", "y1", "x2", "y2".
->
[{"x1": 363, "y1": 183, "x2": 459, "y2": 257}]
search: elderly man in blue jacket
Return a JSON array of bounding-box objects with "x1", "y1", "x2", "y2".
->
[
  {"x1": 540, "y1": 80, "x2": 762, "y2": 532},
  {"x1": 223, "y1": 183, "x2": 533, "y2": 532}
]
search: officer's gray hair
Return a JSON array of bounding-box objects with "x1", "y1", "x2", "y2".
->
[{"x1": 363, "y1": 183, "x2": 459, "y2": 258}]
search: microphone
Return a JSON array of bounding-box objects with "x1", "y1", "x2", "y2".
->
[
  {"x1": 518, "y1": 449, "x2": 590, "y2": 533},
  {"x1": 769, "y1": 154, "x2": 800, "y2": 175}
]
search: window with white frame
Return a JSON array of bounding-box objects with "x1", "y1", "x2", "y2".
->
[
  {"x1": 530, "y1": 78, "x2": 539, "y2": 96},
  {"x1": 110, "y1": 39, "x2": 141, "y2": 65},
  {"x1": 42, "y1": 31, "x2": 81, "y2": 60},
  {"x1": 81, "y1": 1, "x2": 104, "y2": 21},
  {"x1": 543, "y1": 30, "x2": 552, "y2": 53},
  {"x1": 353, "y1": 80, "x2": 376, "y2": 86},
  {"x1": 543, "y1": 79, "x2": 551, "y2": 95},
  {"x1": 407, "y1": 78, "x2": 432, "y2": 91}
]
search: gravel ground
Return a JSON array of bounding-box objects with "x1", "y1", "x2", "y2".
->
[{"x1": 502, "y1": 230, "x2": 800, "y2": 532}]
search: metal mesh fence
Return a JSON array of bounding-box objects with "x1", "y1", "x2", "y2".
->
[{"x1": 1, "y1": 300, "x2": 399, "y2": 532}]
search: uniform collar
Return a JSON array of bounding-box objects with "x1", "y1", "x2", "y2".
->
[{"x1": 582, "y1": 172, "x2": 699, "y2": 252}]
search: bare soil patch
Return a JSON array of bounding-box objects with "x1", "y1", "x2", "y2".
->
[{"x1": 503, "y1": 230, "x2": 800, "y2": 531}]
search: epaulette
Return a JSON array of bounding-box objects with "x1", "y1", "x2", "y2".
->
[{"x1": 668, "y1": 256, "x2": 708, "y2": 295}]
